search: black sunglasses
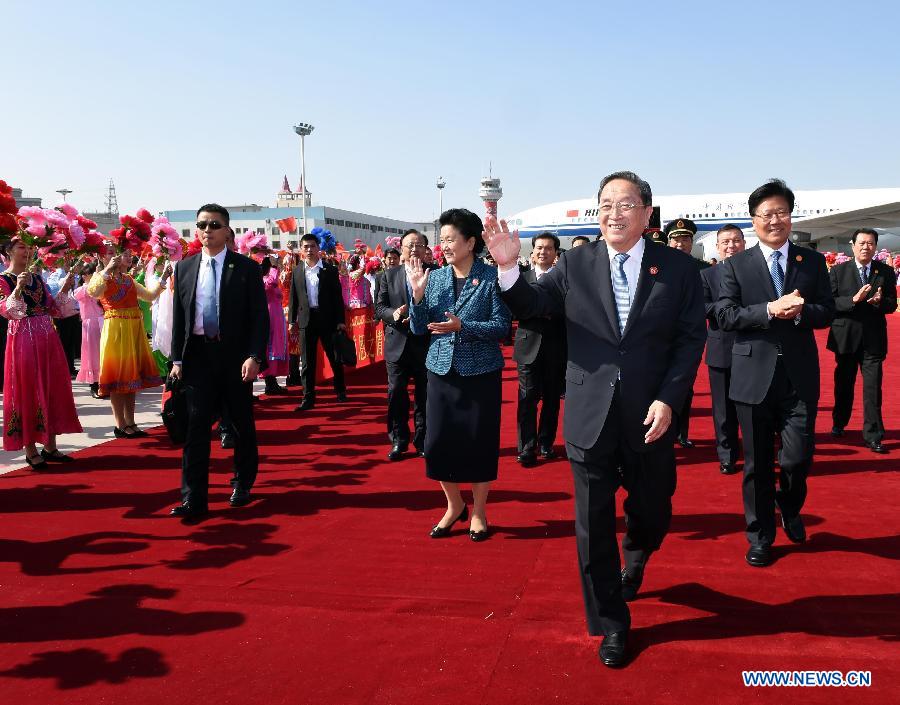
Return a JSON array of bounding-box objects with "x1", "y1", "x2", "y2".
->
[{"x1": 196, "y1": 220, "x2": 224, "y2": 231}]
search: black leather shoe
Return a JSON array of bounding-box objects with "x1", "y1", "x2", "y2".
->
[
  {"x1": 430, "y1": 505, "x2": 468, "y2": 538},
  {"x1": 745, "y1": 545, "x2": 772, "y2": 567},
  {"x1": 387, "y1": 443, "x2": 407, "y2": 461},
  {"x1": 170, "y1": 503, "x2": 208, "y2": 519},
  {"x1": 469, "y1": 524, "x2": 490, "y2": 542},
  {"x1": 599, "y1": 631, "x2": 628, "y2": 668},
  {"x1": 782, "y1": 514, "x2": 807, "y2": 543},
  {"x1": 621, "y1": 567, "x2": 644, "y2": 602},
  {"x1": 831, "y1": 426, "x2": 844, "y2": 437},
  {"x1": 220, "y1": 434, "x2": 235, "y2": 450},
  {"x1": 677, "y1": 435, "x2": 695, "y2": 449},
  {"x1": 415, "y1": 447, "x2": 425, "y2": 458},
  {"x1": 24, "y1": 454, "x2": 49, "y2": 470},
  {"x1": 539, "y1": 446, "x2": 557, "y2": 460},
  {"x1": 229, "y1": 488, "x2": 252, "y2": 507},
  {"x1": 517, "y1": 451, "x2": 537, "y2": 468},
  {"x1": 720, "y1": 462, "x2": 739, "y2": 475},
  {"x1": 336, "y1": 391, "x2": 348, "y2": 403},
  {"x1": 867, "y1": 440, "x2": 887, "y2": 454},
  {"x1": 294, "y1": 399, "x2": 315, "y2": 412}
]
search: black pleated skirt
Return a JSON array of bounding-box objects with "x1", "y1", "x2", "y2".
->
[{"x1": 424, "y1": 368, "x2": 502, "y2": 483}]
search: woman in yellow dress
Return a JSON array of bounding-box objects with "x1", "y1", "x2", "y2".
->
[{"x1": 88, "y1": 252, "x2": 171, "y2": 437}]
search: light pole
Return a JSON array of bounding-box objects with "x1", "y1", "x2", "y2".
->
[
  {"x1": 56, "y1": 188, "x2": 72, "y2": 202},
  {"x1": 436, "y1": 176, "x2": 445, "y2": 215},
  {"x1": 293, "y1": 123, "x2": 314, "y2": 239}
]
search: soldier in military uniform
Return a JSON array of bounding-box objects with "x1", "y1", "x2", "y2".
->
[{"x1": 663, "y1": 218, "x2": 707, "y2": 447}]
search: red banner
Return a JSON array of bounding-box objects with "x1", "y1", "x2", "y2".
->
[
  {"x1": 316, "y1": 305, "x2": 384, "y2": 382},
  {"x1": 275, "y1": 217, "x2": 297, "y2": 234}
]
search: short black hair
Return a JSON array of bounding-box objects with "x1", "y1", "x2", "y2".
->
[
  {"x1": 439, "y1": 208, "x2": 485, "y2": 255},
  {"x1": 300, "y1": 233, "x2": 319, "y2": 246},
  {"x1": 532, "y1": 231, "x2": 560, "y2": 251},
  {"x1": 716, "y1": 223, "x2": 744, "y2": 238},
  {"x1": 196, "y1": 203, "x2": 230, "y2": 224},
  {"x1": 851, "y1": 227, "x2": 879, "y2": 244},
  {"x1": 597, "y1": 171, "x2": 652, "y2": 206},
  {"x1": 401, "y1": 229, "x2": 428, "y2": 247},
  {"x1": 571, "y1": 235, "x2": 591, "y2": 246},
  {"x1": 385, "y1": 248, "x2": 401, "y2": 258},
  {"x1": 748, "y1": 179, "x2": 795, "y2": 216}
]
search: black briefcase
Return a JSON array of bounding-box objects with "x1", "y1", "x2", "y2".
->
[
  {"x1": 332, "y1": 329, "x2": 358, "y2": 367},
  {"x1": 161, "y1": 377, "x2": 188, "y2": 445}
]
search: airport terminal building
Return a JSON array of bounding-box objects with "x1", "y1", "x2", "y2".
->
[{"x1": 163, "y1": 178, "x2": 435, "y2": 251}]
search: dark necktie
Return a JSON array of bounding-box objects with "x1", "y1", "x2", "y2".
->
[
  {"x1": 770, "y1": 251, "x2": 784, "y2": 298},
  {"x1": 203, "y1": 259, "x2": 219, "y2": 338}
]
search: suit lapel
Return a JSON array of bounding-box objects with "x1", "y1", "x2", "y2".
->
[
  {"x1": 751, "y1": 245, "x2": 778, "y2": 300},
  {"x1": 622, "y1": 241, "x2": 658, "y2": 339},
  {"x1": 782, "y1": 243, "x2": 802, "y2": 293},
  {"x1": 451, "y1": 260, "x2": 483, "y2": 314},
  {"x1": 182, "y1": 255, "x2": 202, "y2": 333},
  {"x1": 593, "y1": 242, "x2": 621, "y2": 340},
  {"x1": 220, "y1": 250, "x2": 235, "y2": 322}
]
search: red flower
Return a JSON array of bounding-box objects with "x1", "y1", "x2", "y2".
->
[
  {"x1": 135, "y1": 207, "x2": 154, "y2": 224},
  {"x1": 186, "y1": 237, "x2": 203, "y2": 257},
  {"x1": 0, "y1": 212, "x2": 18, "y2": 235},
  {"x1": 0, "y1": 192, "x2": 16, "y2": 213},
  {"x1": 0, "y1": 180, "x2": 12, "y2": 195},
  {"x1": 77, "y1": 214, "x2": 98, "y2": 230}
]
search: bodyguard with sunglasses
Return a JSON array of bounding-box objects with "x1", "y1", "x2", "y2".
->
[{"x1": 169, "y1": 204, "x2": 269, "y2": 518}]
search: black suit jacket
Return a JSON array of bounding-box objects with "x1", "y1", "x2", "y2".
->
[
  {"x1": 701, "y1": 263, "x2": 736, "y2": 368},
  {"x1": 826, "y1": 259, "x2": 897, "y2": 357},
  {"x1": 374, "y1": 264, "x2": 430, "y2": 363},
  {"x1": 512, "y1": 268, "x2": 566, "y2": 365},
  {"x1": 288, "y1": 260, "x2": 345, "y2": 331},
  {"x1": 171, "y1": 249, "x2": 269, "y2": 369},
  {"x1": 501, "y1": 238, "x2": 707, "y2": 451},
  {"x1": 716, "y1": 243, "x2": 834, "y2": 405}
]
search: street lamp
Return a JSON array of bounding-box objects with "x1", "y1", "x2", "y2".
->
[
  {"x1": 56, "y1": 188, "x2": 72, "y2": 202},
  {"x1": 436, "y1": 176, "x2": 445, "y2": 215},
  {"x1": 293, "y1": 123, "x2": 315, "y2": 239}
]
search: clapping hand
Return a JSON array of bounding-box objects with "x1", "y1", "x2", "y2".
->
[
  {"x1": 393, "y1": 303, "x2": 409, "y2": 323},
  {"x1": 770, "y1": 289, "x2": 804, "y2": 319},
  {"x1": 405, "y1": 255, "x2": 429, "y2": 303},
  {"x1": 427, "y1": 311, "x2": 461, "y2": 334},
  {"x1": 852, "y1": 284, "x2": 872, "y2": 304},
  {"x1": 483, "y1": 215, "x2": 521, "y2": 271},
  {"x1": 161, "y1": 263, "x2": 173, "y2": 283},
  {"x1": 868, "y1": 286, "x2": 883, "y2": 307}
]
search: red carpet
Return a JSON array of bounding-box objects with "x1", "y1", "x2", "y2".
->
[{"x1": 1, "y1": 321, "x2": 899, "y2": 704}]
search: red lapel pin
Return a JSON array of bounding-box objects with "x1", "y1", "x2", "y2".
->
[{"x1": 649, "y1": 266, "x2": 659, "y2": 275}]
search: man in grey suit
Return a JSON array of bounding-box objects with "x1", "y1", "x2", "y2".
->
[
  {"x1": 701, "y1": 224, "x2": 746, "y2": 474},
  {"x1": 485, "y1": 171, "x2": 706, "y2": 668}
]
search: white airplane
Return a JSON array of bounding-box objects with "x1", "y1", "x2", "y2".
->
[{"x1": 506, "y1": 187, "x2": 900, "y2": 260}]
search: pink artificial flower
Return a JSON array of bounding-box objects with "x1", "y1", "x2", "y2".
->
[
  {"x1": 57, "y1": 202, "x2": 79, "y2": 219},
  {"x1": 67, "y1": 221, "x2": 86, "y2": 248}
]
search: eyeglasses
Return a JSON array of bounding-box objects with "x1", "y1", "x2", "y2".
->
[
  {"x1": 752, "y1": 210, "x2": 791, "y2": 222},
  {"x1": 599, "y1": 202, "x2": 642, "y2": 214},
  {"x1": 401, "y1": 243, "x2": 424, "y2": 251},
  {"x1": 196, "y1": 220, "x2": 224, "y2": 230}
]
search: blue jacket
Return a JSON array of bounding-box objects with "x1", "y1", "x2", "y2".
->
[{"x1": 410, "y1": 259, "x2": 511, "y2": 376}]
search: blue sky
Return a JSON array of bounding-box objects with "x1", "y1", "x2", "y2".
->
[{"x1": 5, "y1": 0, "x2": 899, "y2": 222}]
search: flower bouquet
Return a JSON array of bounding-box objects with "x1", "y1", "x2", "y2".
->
[
  {"x1": 108, "y1": 207, "x2": 154, "y2": 255},
  {"x1": 148, "y1": 216, "x2": 184, "y2": 265}
]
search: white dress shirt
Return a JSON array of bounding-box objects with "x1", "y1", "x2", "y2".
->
[
  {"x1": 532, "y1": 264, "x2": 553, "y2": 280},
  {"x1": 756, "y1": 240, "x2": 791, "y2": 285},
  {"x1": 192, "y1": 248, "x2": 227, "y2": 335},
  {"x1": 304, "y1": 258, "x2": 323, "y2": 308}
]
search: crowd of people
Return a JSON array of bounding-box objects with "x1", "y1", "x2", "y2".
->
[{"x1": 1, "y1": 173, "x2": 897, "y2": 668}]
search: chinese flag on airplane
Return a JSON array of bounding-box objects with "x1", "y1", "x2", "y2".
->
[
  {"x1": 566, "y1": 209, "x2": 579, "y2": 218},
  {"x1": 275, "y1": 216, "x2": 297, "y2": 233}
]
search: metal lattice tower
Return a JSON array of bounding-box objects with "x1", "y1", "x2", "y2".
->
[{"x1": 105, "y1": 178, "x2": 119, "y2": 215}]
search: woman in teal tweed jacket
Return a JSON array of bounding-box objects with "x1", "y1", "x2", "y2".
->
[{"x1": 407, "y1": 208, "x2": 511, "y2": 542}]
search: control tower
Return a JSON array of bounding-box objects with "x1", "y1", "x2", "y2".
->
[{"x1": 479, "y1": 171, "x2": 502, "y2": 219}]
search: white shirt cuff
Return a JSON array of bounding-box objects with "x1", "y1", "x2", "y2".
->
[{"x1": 497, "y1": 266, "x2": 520, "y2": 292}]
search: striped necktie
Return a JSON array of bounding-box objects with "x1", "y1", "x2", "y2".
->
[
  {"x1": 612, "y1": 253, "x2": 630, "y2": 334},
  {"x1": 770, "y1": 251, "x2": 784, "y2": 298},
  {"x1": 859, "y1": 265, "x2": 868, "y2": 284}
]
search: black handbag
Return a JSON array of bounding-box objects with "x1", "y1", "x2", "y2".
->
[
  {"x1": 161, "y1": 377, "x2": 188, "y2": 445},
  {"x1": 332, "y1": 329, "x2": 358, "y2": 367}
]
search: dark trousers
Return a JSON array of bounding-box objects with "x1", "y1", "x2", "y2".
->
[
  {"x1": 832, "y1": 350, "x2": 885, "y2": 443},
  {"x1": 708, "y1": 365, "x2": 740, "y2": 465},
  {"x1": 56, "y1": 314, "x2": 81, "y2": 375},
  {"x1": 567, "y1": 388, "x2": 677, "y2": 636},
  {"x1": 300, "y1": 310, "x2": 345, "y2": 401},
  {"x1": 677, "y1": 390, "x2": 693, "y2": 439},
  {"x1": 385, "y1": 344, "x2": 427, "y2": 449},
  {"x1": 736, "y1": 359, "x2": 813, "y2": 548},
  {"x1": 516, "y1": 347, "x2": 562, "y2": 454},
  {"x1": 181, "y1": 337, "x2": 258, "y2": 507}
]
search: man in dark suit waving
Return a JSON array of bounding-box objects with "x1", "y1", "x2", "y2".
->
[
  {"x1": 827, "y1": 228, "x2": 897, "y2": 453},
  {"x1": 170, "y1": 204, "x2": 269, "y2": 518},
  {"x1": 717, "y1": 179, "x2": 834, "y2": 567},
  {"x1": 513, "y1": 231, "x2": 565, "y2": 467},
  {"x1": 486, "y1": 171, "x2": 706, "y2": 668},
  {"x1": 701, "y1": 224, "x2": 746, "y2": 474},
  {"x1": 288, "y1": 233, "x2": 347, "y2": 411},
  {"x1": 375, "y1": 229, "x2": 430, "y2": 460}
]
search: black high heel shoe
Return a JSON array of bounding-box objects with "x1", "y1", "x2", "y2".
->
[
  {"x1": 469, "y1": 522, "x2": 490, "y2": 542},
  {"x1": 429, "y1": 505, "x2": 469, "y2": 538},
  {"x1": 126, "y1": 424, "x2": 149, "y2": 438}
]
